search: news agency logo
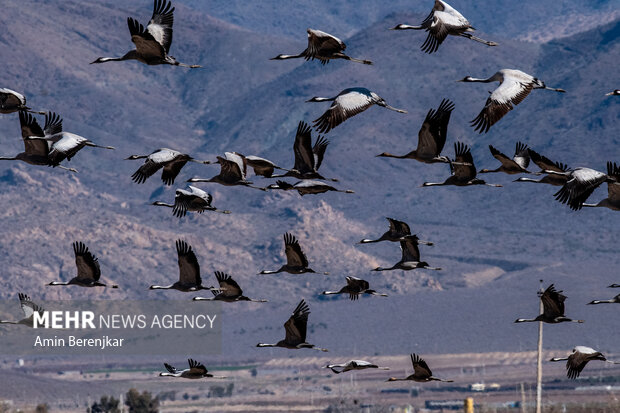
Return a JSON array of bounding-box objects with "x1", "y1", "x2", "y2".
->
[
  {"x1": 0, "y1": 300, "x2": 222, "y2": 356},
  {"x1": 32, "y1": 311, "x2": 217, "y2": 329}
]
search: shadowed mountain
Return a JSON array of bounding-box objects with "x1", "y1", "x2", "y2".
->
[{"x1": 0, "y1": 1, "x2": 617, "y2": 356}]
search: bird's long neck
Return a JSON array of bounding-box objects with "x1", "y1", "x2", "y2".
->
[
  {"x1": 421, "y1": 181, "x2": 447, "y2": 187},
  {"x1": 0, "y1": 320, "x2": 18, "y2": 324},
  {"x1": 387, "y1": 377, "x2": 407, "y2": 381},
  {"x1": 152, "y1": 201, "x2": 175, "y2": 208},
  {"x1": 549, "y1": 357, "x2": 569, "y2": 362},
  {"x1": 391, "y1": 24, "x2": 424, "y2": 30},
  {"x1": 377, "y1": 152, "x2": 410, "y2": 159},
  {"x1": 514, "y1": 318, "x2": 537, "y2": 323},
  {"x1": 84, "y1": 142, "x2": 115, "y2": 150},
  {"x1": 95, "y1": 57, "x2": 125, "y2": 63},
  {"x1": 186, "y1": 178, "x2": 212, "y2": 183},
  {"x1": 479, "y1": 167, "x2": 501, "y2": 174},
  {"x1": 464, "y1": 76, "x2": 496, "y2": 83},
  {"x1": 127, "y1": 155, "x2": 148, "y2": 160},
  {"x1": 321, "y1": 291, "x2": 341, "y2": 295},
  {"x1": 159, "y1": 372, "x2": 181, "y2": 377},
  {"x1": 256, "y1": 343, "x2": 277, "y2": 347},
  {"x1": 259, "y1": 268, "x2": 283, "y2": 275},
  {"x1": 149, "y1": 285, "x2": 174, "y2": 290},
  {"x1": 0, "y1": 156, "x2": 18, "y2": 160},
  {"x1": 372, "y1": 265, "x2": 397, "y2": 272},
  {"x1": 48, "y1": 281, "x2": 70, "y2": 286},
  {"x1": 310, "y1": 97, "x2": 335, "y2": 102},
  {"x1": 92, "y1": 51, "x2": 137, "y2": 63},
  {"x1": 589, "y1": 299, "x2": 614, "y2": 304},
  {"x1": 514, "y1": 177, "x2": 541, "y2": 183},
  {"x1": 359, "y1": 238, "x2": 381, "y2": 244},
  {"x1": 193, "y1": 297, "x2": 214, "y2": 301},
  {"x1": 270, "y1": 53, "x2": 305, "y2": 60}
]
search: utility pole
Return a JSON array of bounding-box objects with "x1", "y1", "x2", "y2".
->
[{"x1": 536, "y1": 279, "x2": 544, "y2": 413}]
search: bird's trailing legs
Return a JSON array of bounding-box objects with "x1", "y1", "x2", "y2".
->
[{"x1": 459, "y1": 32, "x2": 498, "y2": 47}]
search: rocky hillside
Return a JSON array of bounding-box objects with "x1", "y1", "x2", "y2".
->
[{"x1": 0, "y1": 0, "x2": 617, "y2": 357}]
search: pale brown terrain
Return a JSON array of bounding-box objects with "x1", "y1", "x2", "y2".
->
[{"x1": 1, "y1": 350, "x2": 620, "y2": 411}]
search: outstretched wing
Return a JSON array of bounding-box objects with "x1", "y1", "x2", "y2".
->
[
  {"x1": 566, "y1": 352, "x2": 594, "y2": 380},
  {"x1": 400, "y1": 238, "x2": 420, "y2": 262},
  {"x1": 187, "y1": 358, "x2": 208, "y2": 375},
  {"x1": 306, "y1": 29, "x2": 344, "y2": 63},
  {"x1": 128, "y1": 17, "x2": 166, "y2": 60},
  {"x1": 283, "y1": 233, "x2": 309, "y2": 268},
  {"x1": 43, "y1": 112, "x2": 63, "y2": 136},
  {"x1": 284, "y1": 299, "x2": 309, "y2": 345},
  {"x1": 147, "y1": 0, "x2": 175, "y2": 53},
  {"x1": 18, "y1": 293, "x2": 44, "y2": 318},
  {"x1": 312, "y1": 136, "x2": 329, "y2": 171},
  {"x1": 224, "y1": 152, "x2": 247, "y2": 180},
  {"x1": 313, "y1": 90, "x2": 373, "y2": 134},
  {"x1": 73, "y1": 241, "x2": 101, "y2": 281},
  {"x1": 19, "y1": 111, "x2": 50, "y2": 157},
  {"x1": 607, "y1": 162, "x2": 620, "y2": 202},
  {"x1": 346, "y1": 276, "x2": 369, "y2": 292},
  {"x1": 417, "y1": 98, "x2": 454, "y2": 156},
  {"x1": 19, "y1": 110, "x2": 45, "y2": 139},
  {"x1": 471, "y1": 78, "x2": 534, "y2": 133},
  {"x1": 214, "y1": 271, "x2": 243, "y2": 297},
  {"x1": 217, "y1": 155, "x2": 244, "y2": 182},
  {"x1": 0, "y1": 88, "x2": 26, "y2": 108},
  {"x1": 164, "y1": 362, "x2": 177, "y2": 374},
  {"x1": 452, "y1": 141, "x2": 476, "y2": 181},
  {"x1": 172, "y1": 190, "x2": 192, "y2": 218},
  {"x1": 293, "y1": 121, "x2": 316, "y2": 174},
  {"x1": 132, "y1": 159, "x2": 165, "y2": 184},
  {"x1": 554, "y1": 168, "x2": 607, "y2": 211},
  {"x1": 528, "y1": 149, "x2": 568, "y2": 173},
  {"x1": 176, "y1": 240, "x2": 201, "y2": 285},
  {"x1": 411, "y1": 353, "x2": 433, "y2": 378},
  {"x1": 541, "y1": 284, "x2": 566, "y2": 318},
  {"x1": 420, "y1": 2, "x2": 469, "y2": 53},
  {"x1": 386, "y1": 217, "x2": 411, "y2": 237},
  {"x1": 488, "y1": 145, "x2": 512, "y2": 167},
  {"x1": 513, "y1": 142, "x2": 530, "y2": 169}
]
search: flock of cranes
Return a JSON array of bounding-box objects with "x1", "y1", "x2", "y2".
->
[{"x1": 0, "y1": 0, "x2": 617, "y2": 392}]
